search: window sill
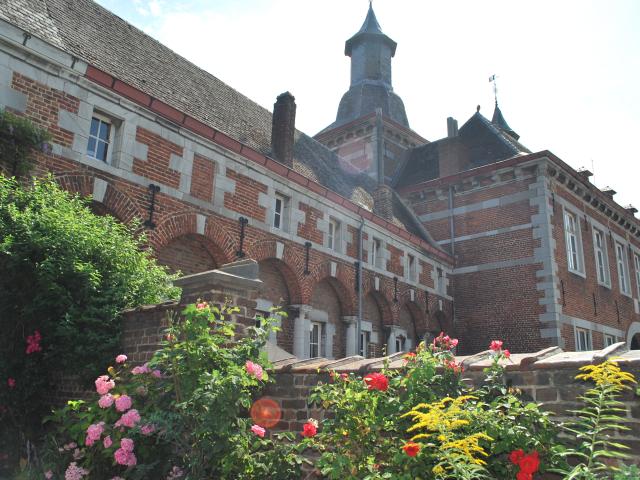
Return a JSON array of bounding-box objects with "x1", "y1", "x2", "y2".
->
[{"x1": 568, "y1": 268, "x2": 586, "y2": 279}]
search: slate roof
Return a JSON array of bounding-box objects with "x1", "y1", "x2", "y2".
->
[
  {"x1": 0, "y1": 0, "x2": 439, "y2": 247},
  {"x1": 344, "y1": 3, "x2": 397, "y2": 56},
  {"x1": 393, "y1": 111, "x2": 531, "y2": 188}
]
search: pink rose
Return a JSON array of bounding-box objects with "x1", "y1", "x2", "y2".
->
[
  {"x1": 94, "y1": 375, "x2": 115, "y2": 395},
  {"x1": 45, "y1": 470, "x2": 53, "y2": 479},
  {"x1": 489, "y1": 340, "x2": 503, "y2": 351},
  {"x1": 103, "y1": 435, "x2": 112, "y2": 448},
  {"x1": 120, "y1": 438, "x2": 134, "y2": 452},
  {"x1": 503, "y1": 349, "x2": 511, "y2": 359},
  {"x1": 141, "y1": 424, "x2": 156, "y2": 436},
  {"x1": 131, "y1": 363, "x2": 151, "y2": 375},
  {"x1": 115, "y1": 354, "x2": 127, "y2": 364},
  {"x1": 7, "y1": 377, "x2": 16, "y2": 388},
  {"x1": 98, "y1": 394, "x2": 114, "y2": 409},
  {"x1": 115, "y1": 395, "x2": 132, "y2": 412},
  {"x1": 114, "y1": 409, "x2": 141, "y2": 428},
  {"x1": 114, "y1": 448, "x2": 137, "y2": 466},
  {"x1": 245, "y1": 361, "x2": 264, "y2": 380},
  {"x1": 64, "y1": 462, "x2": 88, "y2": 480},
  {"x1": 86, "y1": 422, "x2": 104, "y2": 442},
  {"x1": 152, "y1": 369, "x2": 162, "y2": 378},
  {"x1": 251, "y1": 424, "x2": 266, "y2": 437}
]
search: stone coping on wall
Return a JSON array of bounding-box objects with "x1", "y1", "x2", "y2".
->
[{"x1": 271, "y1": 343, "x2": 640, "y2": 374}]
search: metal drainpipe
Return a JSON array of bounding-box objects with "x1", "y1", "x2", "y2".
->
[
  {"x1": 448, "y1": 186, "x2": 455, "y2": 332},
  {"x1": 357, "y1": 217, "x2": 364, "y2": 356},
  {"x1": 448, "y1": 185, "x2": 455, "y2": 255}
]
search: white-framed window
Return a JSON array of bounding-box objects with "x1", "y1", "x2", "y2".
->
[
  {"x1": 371, "y1": 237, "x2": 383, "y2": 268},
  {"x1": 564, "y1": 210, "x2": 583, "y2": 274},
  {"x1": 406, "y1": 254, "x2": 417, "y2": 282},
  {"x1": 634, "y1": 253, "x2": 640, "y2": 299},
  {"x1": 604, "y1": 334, "x2": 616, "y2": 347},
  {"x1": 87, "y1": 114, "x2": 113, "y2": 162},
  {"x1": 359, "y1": 330, "x2": 371, "y2": 358},
  {"x1": 394, "y1": 335, "x2": 406, "y2": 353},
  {"x1": 615, "y1": 242, "x2": 631, "y2": 295},
  {"x1": 327, "y1": 218, "x2": 340, "y2": 252},
  {"x1": 575, "y1": 327, "x2": 592, "y2": 352},
  {"x1": 273, "y1": 193, "x2": 289, "y2": 231},
  {"x1": 592, "y1": 228, "x2": 610, "y2": 287},
  {"x1": 309, "y1": 321, "x2": 323, "y2": 358}
]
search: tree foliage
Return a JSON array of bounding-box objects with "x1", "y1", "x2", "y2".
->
[{"x1": 0, "y1": 174, "x2": 179, "y2": 445}]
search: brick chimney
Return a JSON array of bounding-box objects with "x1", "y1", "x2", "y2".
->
[
  {"x1": 373, "y1": 184, "x2": 394, "y2": 220},
  {"x1": 271, "y1": 92, "x2": 296, "y2": 168},
  {"x1": 447, "y1": 117, "x2": 459, "y2": 137}
]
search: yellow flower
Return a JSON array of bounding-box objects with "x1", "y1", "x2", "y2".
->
[
  {"x1": 432, "y1": 464, "x2": 445, "y2": 475},
  {"x1": 576, "y1": 360, "x2": 636, "y2": 390},
  {"x1": 440, "y1": 432, "x2": 493, "y2": 465}
]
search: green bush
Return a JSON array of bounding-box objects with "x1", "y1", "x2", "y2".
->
[
  {"x1": 0, "y1": 109, "x2": 51, "y2": 175},
  {"x1": 0, "y1": 174, "x2": 178, "y2": 469}
]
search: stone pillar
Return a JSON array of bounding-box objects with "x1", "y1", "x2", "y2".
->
[
  {"x1": 291, "y1": 305, "x2": 312, "y2": 359},
  {"x1": 342, "y1": 316, "x2": 358, "y2": 356}
]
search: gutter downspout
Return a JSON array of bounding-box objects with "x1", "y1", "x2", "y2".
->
[
  {"x1": 448, "y1": 186, "x2": 455, "y2": 256},
  {"x1": 357, "y1": 217, "x2": 364, "y2": 356}
]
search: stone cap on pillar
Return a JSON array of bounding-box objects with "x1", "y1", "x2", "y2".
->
[{"x1": 175, "y1": 259, "x2": 262, "y2": 302}]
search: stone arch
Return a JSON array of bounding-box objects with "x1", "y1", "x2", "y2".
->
[
  {"x1": 309, "y1": 261, "x2": 356, "y2": 316},
  {"x1": 627, "y1": 322, "x2": 640, "y2": 350},
  {"x1": 362, "y1": 290, "x2": 391, "y2": 357},
  {"x1": 54, "y1": 174, "x2": 141, "y2": 224},
  {"x1": 248, "y1": 240, "x2": 304, "y2": 306},
  {"x1": 395, "y1": 301, "x2": 425, "y2": 353},
  {"x1": 310, "y1": 277, "x2": 348, "y2": 359},
  {"x1": 150, "y1": 212, "x2": 233, "y2": 268},
  {"x1": 155, "y1": 233, "x2": 222, "y2": 275},
  {"x1": 256, "y1": 257, "x2": 302, "y2": 354}
]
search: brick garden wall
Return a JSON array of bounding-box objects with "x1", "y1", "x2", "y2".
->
[{"x1": 264, "y1": 346, "x2": 640, "y2": 463}]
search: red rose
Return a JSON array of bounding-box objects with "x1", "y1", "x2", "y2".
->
[
  {"x1": 402, "y1": 442, "x2": 420, "y2": 457},
  {"x1": 516, "y1": 472, "x2": 532, "y2": 480},
  {"x1": 490, "y1": 340, "x2": 503, "y2": 351},
  {"x1": 7, "y1": 378, "x2": 15, "y2": 389},
  {"x1": 509, "y1": 449, "x2": 525, "y2": 464},
  {"x1": 302, "y1": 422, "x2": 317, "y2": 438},
  {"x1": 519, "y1": 451, "x2": 540, "y2": 474},
  {"x1": 363, "y1": 372, "x2": 389, "y2": 392},
  {"x1": 503, "y1": 349, "x2": 511, "y2": 359}
]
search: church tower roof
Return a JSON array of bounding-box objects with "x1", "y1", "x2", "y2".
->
[
  {"x1": 345, "y1": 3, "x2": 397, "y2": 57},
  {"x1": 319, "y1": 3, "x2": 409, "y2": 133},
  {"x1": 491, "y1": 102, "x2": 520, "y2": 140}
]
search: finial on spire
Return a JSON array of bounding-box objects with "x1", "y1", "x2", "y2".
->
[{"x1": 489, "y1": 74, "x2": 498, "y2": 106}]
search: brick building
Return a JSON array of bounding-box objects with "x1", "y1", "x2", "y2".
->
[{"x1": 1, "y1": 1, "x2": 639, "y2": 355}]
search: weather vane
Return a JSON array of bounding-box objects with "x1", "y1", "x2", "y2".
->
[{"x1": 489, "y1": 74, "x2": 498, "y2": 106}]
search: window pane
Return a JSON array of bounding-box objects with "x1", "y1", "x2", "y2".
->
[
  {"x1": 98, "y1": 120, "x2": 110, "y2": 141},
  {"x1": 90, "y1": 117, "x2": 99, "y2": 136},
  {"x1": 86, "y1": 137, "x2": 97, "y2": 157},
  {"x1": 96, "y1": 140, "x2": 108, "y2": 162}
]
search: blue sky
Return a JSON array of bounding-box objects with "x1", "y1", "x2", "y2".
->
[{"x1": 96, "y1": 0, "x2": 640, "y2": 208}]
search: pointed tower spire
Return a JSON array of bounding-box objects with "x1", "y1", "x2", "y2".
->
[
  {"x1": 322, "y1": 3, "x2": 408, "y2": 130},
  {"x1": 491, "y1": 102, "x2": 519, "y2": 140}
]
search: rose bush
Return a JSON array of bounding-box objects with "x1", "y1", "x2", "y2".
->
[{"x1": 37, "y1": 303, "x2": 307, "y2": 479}]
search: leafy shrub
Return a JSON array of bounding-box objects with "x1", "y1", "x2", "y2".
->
[
  {"x1": 38, "y1": 303, "x2": 307, "y2": 480},
  {"x1": 0, "y1": 174, "x2": 178, "y2": 470},
  {"x1": 0, "y1": 109, "x2": 51, "y2": 175}
]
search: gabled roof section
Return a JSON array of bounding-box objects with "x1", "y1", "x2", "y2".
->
[
  {"x1": 345, "y1": 3, "x2": 397, "y2": 57},
  {"x1": 393, "y1": 111, "x2": 531, "y2": 189}
]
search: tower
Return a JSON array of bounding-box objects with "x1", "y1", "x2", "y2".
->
[{"x1": 315, "y1": 4, "x2": 426, "y2": 187}]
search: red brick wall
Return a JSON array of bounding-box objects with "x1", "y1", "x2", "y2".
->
[
  {"x1": 190, "y1": 154, "x2": 215, "y2": 202},
  {"x1": 155, "y1": 233, "x2": 217, "y2": 275},
  {"x1": 224, "y1": 169, "x2": 267, "y2": 221},
  {"x1": 553, "y1": 185, "x2": 640, "y2": 347},
  {"x1": 11, "y1": 72, "x2": 79, "y2": 148},
  {"x1": 386, "y1": 244, "x2": 404, "y2": 276},
  {"x1": 297, "y1": 203, "x2": 324, "y2": 244},
  {"x1": 133, "y1": 127, "x2": 183, "y2": 189}
]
